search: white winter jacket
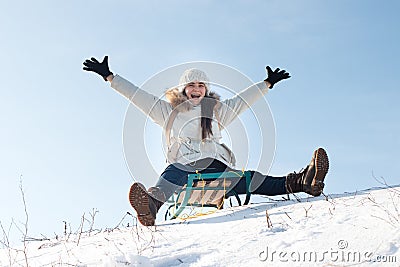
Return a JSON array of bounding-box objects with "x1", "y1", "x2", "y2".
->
[{"x1": 110, "y1": 74, "x2": 269, "y2": 168}]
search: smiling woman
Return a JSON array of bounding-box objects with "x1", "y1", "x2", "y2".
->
[
  {"x1": 83, "y1": 56, "x2": 329, "y2": 226},
  {"x1": 179, "y1": 68, "x2": 209, "y2": 105},
  {"x1": 171, "y1": 68, "x2": 218, "y2": 140},
  {"x1": 185, "y1": 82, "x2": 206, "y2": 104}
]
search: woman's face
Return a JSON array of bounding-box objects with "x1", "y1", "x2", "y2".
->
[{"x1": 184, "y1": 82, "x2": 207, "y2": 105}]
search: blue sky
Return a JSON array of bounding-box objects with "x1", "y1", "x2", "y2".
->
[{"x1": 1, "y1": 0, "x2": 399, "y2": 243}]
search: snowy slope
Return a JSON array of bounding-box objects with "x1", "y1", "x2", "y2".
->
[{"x1": 1, "y1": 186, "x2": 399, "y2": 267}]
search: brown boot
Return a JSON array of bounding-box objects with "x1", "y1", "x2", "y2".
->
[
  {"x1": 128, "y1": 183, "x2": 166, "y2": 226},
  {"x1": 285, "y1": 148, "x2": 329, "y2": 196}
]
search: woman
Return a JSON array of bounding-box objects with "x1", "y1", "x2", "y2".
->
[{"x1": 83, "y1": 56, "x2": 329, "y2": 226}]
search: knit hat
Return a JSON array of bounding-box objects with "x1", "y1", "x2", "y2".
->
[{"x1": 178, "y1": 68, "x2": 210, "y2": 93}]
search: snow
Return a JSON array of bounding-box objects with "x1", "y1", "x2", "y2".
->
[{"x1": 1, "y1": 186, "x2": 399, "y2": 266}]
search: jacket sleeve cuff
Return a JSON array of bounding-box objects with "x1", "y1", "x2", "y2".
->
[{"x1": 257, "y1": 80, "x2": 269, "y2": 93}]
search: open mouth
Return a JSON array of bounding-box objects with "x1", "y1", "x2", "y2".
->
[{"x1": 190, "y1": 93, "x2": 201, "y2": 99}]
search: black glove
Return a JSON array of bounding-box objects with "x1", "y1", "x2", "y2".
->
[
  {"x1": 83, "y1": 56, "x2": 113, "y2": 81},
  {"x1": 264, "y1": 66, "x2": 290, "y2": 89}
]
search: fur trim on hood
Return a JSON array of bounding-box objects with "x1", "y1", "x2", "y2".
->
[{"x1": 165, "y1": 88, "x2": 220, "y2": 112}]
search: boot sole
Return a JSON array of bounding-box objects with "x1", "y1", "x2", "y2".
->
[
  {"x1": 311, "y1": 148, "x2": 329, "y2": 196},
  {"x1": 129, "y1": 183, "x2": 155, "y2": 226}
]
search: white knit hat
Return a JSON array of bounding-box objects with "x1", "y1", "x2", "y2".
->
[{"x1": 178, "y1": 68, "x2": 210, "y2": 93}]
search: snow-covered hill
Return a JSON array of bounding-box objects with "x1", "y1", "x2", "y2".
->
[{"x1": 1, "y1": 186, "x2": 399, "y2": 266}]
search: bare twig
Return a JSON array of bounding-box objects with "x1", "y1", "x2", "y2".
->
[
  {"x1": 76, "y1": 212, "x2": 85, "y2": 246},
  {"x1": 304, "y1": 205, "x2": 313, "y2": 217},
  {"x1": 63, "y1": 221, "x2": 67, "y2": 237},
  {"x1": 107, "y1": 212, "x2": 132, "y2": 232},
  {"x1": 87, "y1": 208, "x2": 99, "y2": 236},
  {"x1": 129, "y1": 220, "x2": 157, "y2": 255},
  {"x1": 19, "y1": 176, "x2": 29, "y2": 267},
  {"x1": 24, "y1": 236, "x2": 50, "y2": 242},
  {"x1": 266, "y1": 209, "x2": 273, "y2": 228},
  {"x1": 367, "y1": 192, "x2": 399, "y2": 227},
  {"x1": 0, "y1": 220, "x2": 18, "y2": 266},
  {"x1": 372, "y1": 172, "x2": 400, "y2": 194},
  {"x1": 295, "y1": 195, "x2": 302, "y2": 202},
  {"x1": 322, "y1": 192, "x2": 329, "y2": 201},
  {"x1": 0, "y1": 177, "x2": 32, "y2": 267},
  {"x1": 329, "y1": 208, "x2": 334, "y2": 216}
]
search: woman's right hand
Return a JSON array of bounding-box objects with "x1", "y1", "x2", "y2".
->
[
  {"x1": 83, "y1": 56, "x2": 114, "y2": 82},
  {"x1": 264, "y1": 66, "x2": 290, "y2": 89}
]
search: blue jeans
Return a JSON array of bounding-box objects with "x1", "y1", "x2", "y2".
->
[{"x1": 155, "y1": 158, "x2": 287, "y2": 200}]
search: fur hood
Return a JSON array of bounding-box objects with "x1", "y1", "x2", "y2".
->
[{"x1": 165, "y1": 87, "x2": 221, "y2": 112}]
